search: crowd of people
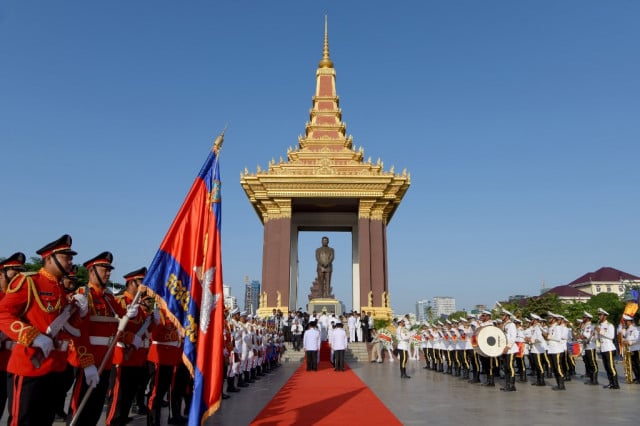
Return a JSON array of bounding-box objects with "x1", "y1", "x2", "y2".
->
[{"x1": 369, "y1": 307, "x2": 637, "y2": 392}]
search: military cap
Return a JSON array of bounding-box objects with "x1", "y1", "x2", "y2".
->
[
  {"x1": 0, "y1": 252, "x2": 26, "y2": 271},
  {"x1": 83, "y1": 251, "x2": 115, "y2": 270},
  {"x1": 36, "y1": 234, "x2": 77, "y2": 258},
  {"x1": 481, "y1": 310, "x2": 492, "y2": 316},
  {"x1": 123, "y1": 266, "x2": 147, "y2": 282},
  {"x1": 501, "y1": 308, "x2": 514, "y2": 318},
  {"x1": 597, "y1": 307, "x2": 609, "y2": 316},
  {"x1": 530, "y1": 313, "x2": 542, "y2": 321},
  {"x1": 623, "y1": 314, "x2": 634, "y2": 321},
  {"x1": 582, "y1": 311, "x2": 593, "y2": 319}
]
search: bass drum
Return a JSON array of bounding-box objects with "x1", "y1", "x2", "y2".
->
[{"x1": 475, "y1": 325, "x2": 506, "y2": 358}]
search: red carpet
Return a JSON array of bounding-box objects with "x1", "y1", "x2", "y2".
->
[{"x1": 251, "y1": 342, "x2": 401, "y2": 426}]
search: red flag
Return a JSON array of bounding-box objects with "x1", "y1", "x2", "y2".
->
[{"x1": 144, "y1": 132, "x2": 225, "y2": 425}]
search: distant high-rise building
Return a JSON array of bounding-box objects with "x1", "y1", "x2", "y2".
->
[
  {"x1": 244, "y1": 277, "x2": 261, "y2": 315},
  {"x1": 415, "y1": 299, "x2": 430, "y2": 322},
  {"x1": 432, "y1": 296, "x2": 456, "y2": 318},
  {"x1": 223, "y1": 284, "x2": 237, "y2": 312}
]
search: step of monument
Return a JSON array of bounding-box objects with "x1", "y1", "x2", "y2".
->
[{"x1": 281, "y1": 341, "x2": 371, "y2": 363}]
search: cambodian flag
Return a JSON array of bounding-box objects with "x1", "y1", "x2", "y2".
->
[{"x1": 143, "y1": 132, "x2": 225, "y2": 425}]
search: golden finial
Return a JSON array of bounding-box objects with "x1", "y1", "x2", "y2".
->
[
  {"x1": 318, "y1": 15, "x2": 334, "y2": 69},
  {"x1": 212, "y1": 124, "x2": 228, "y2": 154}
]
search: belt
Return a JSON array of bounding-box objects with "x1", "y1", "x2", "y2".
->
[
  {"x1": 90, "y1": 336, "x2": 113, "y2": 346},
  {"x1": 152, "y1": 341, "x2": 181, "y2": 347},
  {"x1": 89, "y1": 315, "x2": 119, "y2": 323}
]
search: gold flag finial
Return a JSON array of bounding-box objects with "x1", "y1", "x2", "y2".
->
[
  {"x1": 318, "y1": 15, "x2": 333, "y2": 69},
  {"x1": 212, "y1": 125, "x2": 228, "y2": 154}
]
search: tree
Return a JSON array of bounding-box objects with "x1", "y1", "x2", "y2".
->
[{"x1": 587, "y1": 293, "x2": 624, "y2": 325}]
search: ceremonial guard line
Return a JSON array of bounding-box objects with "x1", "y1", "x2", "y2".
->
[{"x1": 0, "y1": 237, "x2": 289, "y2": 426}]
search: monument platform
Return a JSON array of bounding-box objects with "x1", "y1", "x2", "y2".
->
[{"x1": 307, "y1": 297, "x2": 342, "y2": 316}]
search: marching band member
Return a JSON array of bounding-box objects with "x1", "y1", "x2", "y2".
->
[
  {"x1": 499, "y1": 309, "x2": 519, "y2": 392},
  {"x1": 396, "y1": 318, "x2": 411, "y2": 379},
  {"x1": 622, "y1": 314, "x2": 640, "y2": 384},
  {"x1": 528, "y1": 314, "x2": 547, "y2": 386},
  {"x1": 596, "y1": 308, "x2": 619, "y2": 389},
  {"x1": 543, "y1": 312, "x2": 566, "y2": 391},
  {"x1": 581, "y1": 311, "x2": 598, "y2": 385}
]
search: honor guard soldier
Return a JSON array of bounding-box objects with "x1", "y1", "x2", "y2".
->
[
  {"x1": 0, "y1": 252, "x2": 26, "y2": 420},
  {"x1": 106, "y1": 267, "x2": 156, "y2": 425},
  {"x1": 147, "y1": 300, "x2": 184, "y2": 426},
  {"x1": 622, "y1": 314, "x2": 640, "y2": 383},
  {"x1": 396, "y1": 318, "x2": 411, "y2": 378},
  {"x1": 596, "y1": 307, "x2": 619, "y2": 389},
  {"x1": 0, "y1": 235, "x2": 98, "y2": 426},
  {"x1": 67, "y1": 251, "x2": 126, "y2": 425}
]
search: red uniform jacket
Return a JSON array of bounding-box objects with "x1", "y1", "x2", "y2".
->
[
  {"x1": 68, "y1": 282, "x2": 125, "y2": 370},
  {"x1": 112, "y1": 292, "x2": 152, "y2": 366},
  {"x1": 0, "y1": 269, "x2": 92, "y2": 376},
  {"x1": 147, "y1": 310, "x2": 182, "y2": 366}
]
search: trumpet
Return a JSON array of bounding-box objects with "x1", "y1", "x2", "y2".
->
[{"x1": 619, "y1": 328, "x2": 634, "y2": 384}]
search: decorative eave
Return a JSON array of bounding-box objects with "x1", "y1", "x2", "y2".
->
[{"x1": 240, "y1": 16, "x2": 410, "y2": 224}]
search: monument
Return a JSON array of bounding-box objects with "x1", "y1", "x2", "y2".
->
[
  {"x1": 308, "y1": 236, "x2": 341, "y2": 315},
  {"x1": 241, "y1": 17, "x2": 409, "y2": 320}
]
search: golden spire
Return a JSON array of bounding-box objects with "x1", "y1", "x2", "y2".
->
[{"x1": 318, "y1": 15, "x2": 333, "y2": 69}]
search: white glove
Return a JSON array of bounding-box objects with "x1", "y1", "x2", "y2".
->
[
  {"x1": 32, "y1": 334, "x2": 54, "y2": 358},
  {"x1": 132, "y1": 334, "x2": 143, "y2": 349},
  {"x1": 72, "y1": 293, "x2": 89, "y2": 318},
  {"x1": 153, "y1": 310, "x2": 161, "y2": 325},
  {"x1": 126, "y1": 303, "x2": 139, "y2": 319},
  {"x1": 83, "y1": 364, "x2": 100, "y2": 388}
]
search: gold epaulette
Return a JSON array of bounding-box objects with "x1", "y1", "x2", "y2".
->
[{"x1": 6, "y1": 272, "x2": 36, "y2": 293}]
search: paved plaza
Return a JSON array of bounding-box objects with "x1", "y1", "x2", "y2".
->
[{"x1": 3, "y1": 354, "x2": 637, "y2": 425}]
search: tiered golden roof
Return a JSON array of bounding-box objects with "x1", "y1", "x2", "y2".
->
[{"x1": 240, "y1": 17, "x2": 410, "y2": 224}]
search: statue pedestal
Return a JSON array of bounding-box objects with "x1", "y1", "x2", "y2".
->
[{"x1": 308, "y1": 298, "x2": 342, "y2": 316}]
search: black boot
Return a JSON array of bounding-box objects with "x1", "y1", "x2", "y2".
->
[
  {"x1": 552, "y1": 376, "x2": 566, "y2": 391},
  {"x1": 531, "y1": 373, "x2": 544, "y2": 386},
  {"x1": 519, "y1": 370, "x2": 527, "y2": 382},
  {"x1": 500, "y1": 377, "x2": 512, "y2": 391},
  {"x1": 609, "y1": 376, "x2": 620, "y2": 389},
  {"x1": 591, "y1": 371, "x2": 599, "y2": 385},
  {"x1": 226, "y1": 377, "x2": 239, "y2": 393},
  {"x1": 251, "y1": 368, "x2": 259, "y2": 381},
  {"x1": 245, "y1": 371, "x2": 254, "y2": 384},
  {"x1": 483, "y1": 375, "x2": 495, "y2": 387},
  {"x1": 237, "y1": 374, "x2": 248, "y2": 388},
  {"x1": 511, "y1": 376, "x2": 517, "y2": 391}
]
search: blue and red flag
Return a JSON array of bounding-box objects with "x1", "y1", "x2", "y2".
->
[{"x1": 143, "y1": 132, "x2": 225, "y2": 425}]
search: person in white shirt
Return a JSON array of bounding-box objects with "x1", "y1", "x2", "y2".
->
[
  {"x1": 291, "y1": 319, "x2": 304, "y2": 351},
  {"x1": 543, "y1": 312, "x2": 566, "y2": 391},
  {"x1": 580, "y1": 311, "x2": 598, "y2": 385},
  {"x1": 623, "y1": 314, "x2": 640, "y2": 383},
  {"x1": 347, "y1": 313, "x2": 357, "y2": 342},
  {"x1": 303, "y1": 321, "x2": 321, "y2": 371},
  {"x1": 396, "y1": 319, "x2": 411, "y2": 379},
  {"x1": 596, "y1": 308, "x2": 619, "y2": 389},
  {"x1": 330, "y1": 321, "x2": 348, "y2": 371},
  {"x1": 500, "y1": 309, "x2": 520, "y2": 392}
]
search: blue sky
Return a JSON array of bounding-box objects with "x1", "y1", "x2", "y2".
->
[{"x1": 1, "y1": 1, "x2": 638, "y2": 315}]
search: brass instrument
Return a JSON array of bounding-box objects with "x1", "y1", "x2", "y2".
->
[{"x1": 619, "y1": 325, "x2": 634, "y2": 384}]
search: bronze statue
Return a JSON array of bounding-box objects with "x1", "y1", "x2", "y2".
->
[{"x1": 315, "y1": 236, "x2": 334, "y2": 298}]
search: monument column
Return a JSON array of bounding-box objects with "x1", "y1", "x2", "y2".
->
[{"x1": 259, "y1": 200, "x2": 292, "y2": 316}]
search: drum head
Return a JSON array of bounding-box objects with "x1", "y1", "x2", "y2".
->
[{"x1": 476, "y1": 325, "x2": 506, "y2": 357}]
